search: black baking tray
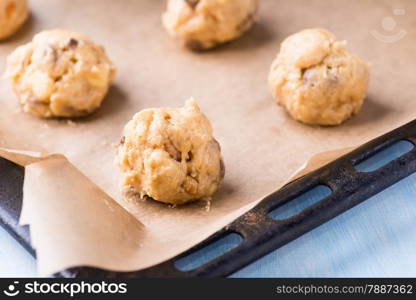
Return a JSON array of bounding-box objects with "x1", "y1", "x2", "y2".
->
[{"x1": 1, "y1": 119, "x2": 416, "y2": 278}]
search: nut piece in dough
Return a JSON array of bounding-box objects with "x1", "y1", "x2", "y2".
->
[
  {"x1": 0, "y1": 0, "x2": 28, "y2": 40},
  {"x1": 268, "y1": 28, "x2": 369, "y2": 125},
  {"x1": 4, "y1": 29, "x2": 116, "y2": 118},
  {"x1": 162, "y1": 0, "x2": 259, "y2": 50},
  {"x1": 116, "y1": 98, "x2": 224, "y2": 205}
]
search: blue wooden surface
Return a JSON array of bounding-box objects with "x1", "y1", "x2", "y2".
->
[{"x1": 1, "y1": 142, "x2": 416, "y2": 277}]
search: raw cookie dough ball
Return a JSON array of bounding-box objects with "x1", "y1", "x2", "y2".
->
[
  {"x1": 162, "y1": 0, "x2": 259, "y2": 50},
  {"x1": 116, "y1": 98, "x2": 224, "y2": 205},
  {"x1": 268, "y1": 28, "x2": 369, "y2": 125},
  {"x1": 4, "y1": 29, "x2": 116, "y2": 118},
  {"x1": 0, "y1": 0, "x2": 28, "y2": 40}
]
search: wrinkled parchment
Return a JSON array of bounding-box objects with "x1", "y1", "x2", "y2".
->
[{"x1": 0, "y1": 0, "x2": 415, "y2": 275}]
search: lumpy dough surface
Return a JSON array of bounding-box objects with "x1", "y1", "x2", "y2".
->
[
  {"x1": 4, "y1": 29, "x2": 116, "y2": 118},
  {"x1": 116, "y1": 98, "x2": 224, "y2": 205},
  {"x1": 268, "y1": 28, "x2": 369, "y2": 125},
  {"x1": 0, "y1": 0, "x2": 28, "y2": 40},
  {"x1": 162, "y1": 0, "x2": 259, "y2": 50}
]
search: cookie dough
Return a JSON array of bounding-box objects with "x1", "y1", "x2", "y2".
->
[
  {"x1": 0, "y1": 0, "x2": 28, "y2": 40},
  {"x1": 268, "y1": 28, "x2": 369, "y2": 125},
  {"x1": 116, "y1": 98, "x2": 224, "y2": 205},
  {"x1": 162, "y1": 0, "x2": 259, "y2": 50},
  {"x1": 4, "y1": 29, "x2": 116, "y2": 118}
]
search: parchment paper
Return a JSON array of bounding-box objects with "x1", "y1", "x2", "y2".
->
[{"x1": 0, "y1": 0, "x2": 415, "y2": 275}]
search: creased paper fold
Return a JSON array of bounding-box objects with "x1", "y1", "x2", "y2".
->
[{"x1": 1, "y1": 148, "x2": 148, "y2": 275}]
